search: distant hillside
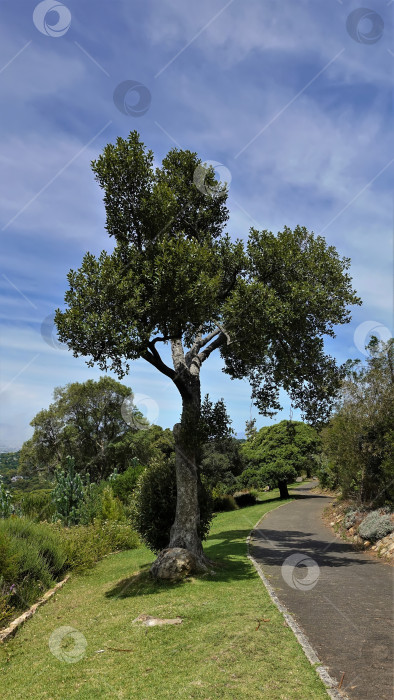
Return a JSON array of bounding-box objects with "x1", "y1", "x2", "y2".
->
[{"x1": 0, "y1": 452, "x2": 52, "y2": 492}]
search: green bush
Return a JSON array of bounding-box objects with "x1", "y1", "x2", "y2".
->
[
  {"x1": 111, "y1": 462, "x2": 145, "y2": 504},
  {"x1": 131, "y1": 458, "x2": 213, "y2": 554},
  {"x1": 213, "y1": 494, "x2": 238, "y2": 512},
  {"x1": 358, "y1": 510, "x2": 394, "y2": 542},
  {"x1": 54, "y1": 520, "x2": 140, "y2": 572},
  {"x1": 19, "y1": 490, "x2": 55, "y2": 522},
  {"x1": 0, "y1": 518, "x2": 67, "y2": 610},
  {"x1": 233, "y1": 490, "x2": 258, "y2": 508}
]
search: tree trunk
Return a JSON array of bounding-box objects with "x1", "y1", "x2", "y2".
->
[
  {"x1": 278, "y1": 480, "x2": 289, "y2": 499},
  {"x1": 167, "y1": 377, "x2": 209, "y2": 570}
]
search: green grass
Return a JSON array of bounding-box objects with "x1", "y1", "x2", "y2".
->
[{"x1": 0, "y1": 488, "x2": 328, "y2": 699}]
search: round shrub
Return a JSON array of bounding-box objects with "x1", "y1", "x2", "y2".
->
[
  {"x1": 358, "y1": 510, "x2": 394, "y2": 542},
  {"x1": 213, "y1": 494, "x2": 238, "y2": 512},
  {"x1": 131, "y1": 458, "x2": 213, "y2": 554},
  {"x1": 233, "y1": 490, "x2": 258, "y2": 508}
]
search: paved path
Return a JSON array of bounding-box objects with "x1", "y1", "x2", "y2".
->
[{"x1": 251, "y1": 483, "x2": 393, "y2": 700}]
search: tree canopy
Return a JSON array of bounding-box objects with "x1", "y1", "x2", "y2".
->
[
  {"x1": 240, "y1": 420, "x2": 321, "y2": 497},
  {"x1": 320, "y1": 338, "x2": 394, "y2": 505},
  {"x1": 19, "y1": 376, "x2": 170, "y2": 481}
]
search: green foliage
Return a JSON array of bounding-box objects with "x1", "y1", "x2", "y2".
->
[
  {"x1": 212, "y1": 494, "x2": 238, "y2": 512},
  {"x1": 358, "y1": 510, "x2": 393, "y2": 542},
  {"x1": 131, "y1": 458, "x2": 213, "y2": 553},
  {"x1": 233, "y1": 490, "x2": 258, "y2": 508},
  {"x1": 0, "y1": 518, "x2": 66, "y2": 610},
  {"x1": 321, "y1": 339, "x2": 394, "y2": 505},
  {"x1": 200, "y1": 394, "x2": 234, "y2": 443},
  {"x1": 240, "y1": 421, "x2": 321, "y2": 490},
  {"x1": 52, "y1": 456, "x2": 87, "y2": 525},
  {"x1": 19, "y1": 376, "x2": 145, "y2": 481},
  {"x1": 0, "y1": 476, "x2": 13, "y2": 518},
  {"x1": 56, "y1": 132, "x2": 360, "y2": 426},
  {"x1": 111, "y1": 460, "x2": 145, "y2": 504},
  {"x1": 19, "y1": 490, "x2": 55, "y2": 522},
  {"x1": 55, "y1": 521, "x2": 139, "y2": 572}
]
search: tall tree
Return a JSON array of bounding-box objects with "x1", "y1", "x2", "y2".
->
[
  {"x1": 241, "y1": 420, "x2": 321, "y2": 497},
  {"x1": 19, "y1": 376, "x2": 146, "y2": 480},
  {"x1": 321, "y1": 337, "x2": 394, "y2": 504},
  {"x1": 55, "y1": 131, "x2": 360, "y2": 574}
]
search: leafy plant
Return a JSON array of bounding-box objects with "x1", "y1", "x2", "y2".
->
[
  {"x1": 358, "y1": 510, "x2": 393, "y2": 542},
  {"x1": 131, "y1": 457, "x2": 213, "y2": 553},
  {"x1": 0, "y1": 476, "x2": 13, "y2": 518}
]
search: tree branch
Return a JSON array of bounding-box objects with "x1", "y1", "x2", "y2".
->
[{"x1": 142, "y1": 348, "x2": 175, "y2": 381}]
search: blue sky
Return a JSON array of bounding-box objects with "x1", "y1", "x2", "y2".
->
[{"x1": 0, "y1": 0, "x2": 392, "y2": 450}]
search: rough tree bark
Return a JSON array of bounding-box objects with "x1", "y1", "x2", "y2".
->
[{"x1": 143, "y1": 331, "x2": 227, "y2": 577}]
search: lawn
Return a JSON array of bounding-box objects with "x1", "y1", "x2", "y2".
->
[{"x1": 0, "y1": 488, "x2": 328, "y2": 699}]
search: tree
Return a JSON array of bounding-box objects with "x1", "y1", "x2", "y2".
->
[
  {"x1": 55, "y1": 131, "x2": 360, "y2": 574},
  {"x1": 199, "y1": 395, "x2": 243, "y2": 489},
  {"x1": 321, "y1": 338, "x2": 394, "y2": 505},
  {"x1": 241, "y1": 420, "x2": 321, "y2": 497},
  {"x1": 19, "y1": 376, "x2": 146, "y2": 480}
]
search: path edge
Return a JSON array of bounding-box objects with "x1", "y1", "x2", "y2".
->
[
  {"x1": 0, "y1": 575, "x2": 70, "y2": 643},
  {"x1": 247, "y1": 505, "x2": 349, "y2": 700}
]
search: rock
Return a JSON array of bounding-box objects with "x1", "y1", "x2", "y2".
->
[
  {"x1": 363, "y1": 541, "x2": 371, "y2": 548},
  {"x1": 388, "y1": 543, "x2": 394, "y2": 552},
  {"x1": 132, "y1": 614, "x2": 182, "y2": 627},
  {"x1": 330, "y1": 521, "x2": 335, "y2": 527},
  {"x1": 150, "y1": 547, "x2": 196, "y2": 581},
  {"x1": 348, "y1": 527, "x2": 355, "y2": 536}
]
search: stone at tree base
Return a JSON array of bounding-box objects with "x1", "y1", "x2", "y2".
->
[{"x1": 150, "y1": 547, "x2": 196, "y2": 581}]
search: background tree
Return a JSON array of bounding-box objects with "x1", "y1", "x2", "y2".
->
[
  {"x1": 320, "y1": 338, "x2": 394, "y2": 505},
  {"x1": 19, "y1": 377, "x2": 147, "y2": 481},
  {"x1": 199, "y1": 395, "x2": 244, "y2": 489},
  {"x1": 240, "y1": 420, "x2": 321, "y2": 497},
  {"x1": 55, "y1": 131, "x2": 360, "y2": 574}
]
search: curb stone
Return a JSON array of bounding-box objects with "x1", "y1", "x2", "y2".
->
[
  {"x1": 0, "y1": 575, "x2": 70, "y2": 643},
  {"x1": 247, "y1": 506, "x2": 349, "y2": 700}
]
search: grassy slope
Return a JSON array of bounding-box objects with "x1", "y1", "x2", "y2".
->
[{"x1": 0, "y1": 490, "x2": 328, "y2": 700}]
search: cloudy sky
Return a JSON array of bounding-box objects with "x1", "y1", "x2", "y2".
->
[{"x1": 0, "y1": 0, "x2": 392, "y2": 450}]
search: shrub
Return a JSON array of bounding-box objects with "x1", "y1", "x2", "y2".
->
[
  {"x1": 52, "y1": 456, "x2": 87, "y2": 525},
  {"x1": 0, "y1": 518, "x2": 66, "y2": 610},
  {"x1": 111, "y1": 461, "x2": 145, "y2": 504},
  {"x1": 131, "y1": 457, "x2": 213, "y2": 554},
  {"x1": 344, "y1": 509, "x2": 357, "y2": 529},
  {"x1": 0, "y1": 476, "x2": 13, "y2": 518},
  {"x1": 212, "y1": 494, "x2": 238, "y2": 512},
  {"x1": 54, "y1": 520, "x2": 140, "y2": 572},
  {"x1": 358, "y1": 510, "x2": 394, "y2": 542},
  {"x1": 19, "y1": 490, "x2": 55, "y2": 522},
  {"x1": 233, "y1": 490, "x2": 258, "y2": 508}
]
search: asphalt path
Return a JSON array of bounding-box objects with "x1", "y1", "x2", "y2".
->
[{"x1": 251, "y1": 483, "x2": 394, "y2": 700}]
